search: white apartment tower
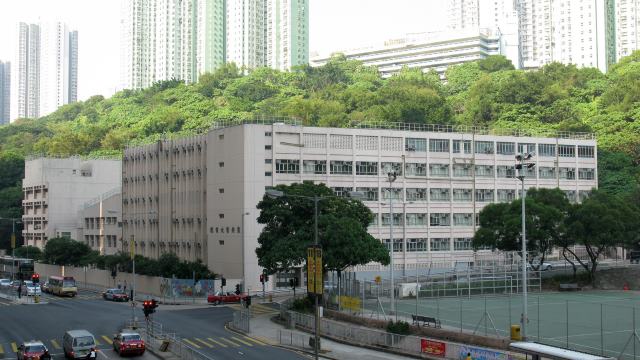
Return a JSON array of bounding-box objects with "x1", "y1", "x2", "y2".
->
[
  {"x1": 449, "y1": 0, "x2": 616, "y2": 72},
  {"x1": 197, "y1": 0, "x2": 227, "y2": 75},
  {"x1": 40, "y1": 22, "x2": 79, "y2": 117},
  {"x1": 226, "y1": 0, "x2": 267, "y2": 69},
  {"x1": 14, "y1": 23, "x2": 40, "y2": 120},
  {"x1": 0, "y1": 61, "x2": 10, "y2": 125},
  {"x1": 266, "y1": 0, "x2": 309, "y2": 70},
  {"x1": 615, "y1": 0, "x2": 640, "y2": 61}
]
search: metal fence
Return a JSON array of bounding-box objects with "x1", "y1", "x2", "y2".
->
[
  {"x1": 232, "y1": 309, "x2": 251, "y2": 332},
  {"x1": 278, "y1": 329, "x2": 313, "y2": 350}
]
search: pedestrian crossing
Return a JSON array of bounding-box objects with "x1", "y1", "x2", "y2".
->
[
  {"x1": 0, "y1": 334, "x2": 268, "y2": 355},
  {"x1": 0, "y1": 293, "x2": 102, "y2": 306},
  {"x1": 226, "y1": 303, "x2": 279, "y2": 316}
]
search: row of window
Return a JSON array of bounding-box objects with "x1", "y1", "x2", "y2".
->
[
  {"x1": 273, "y1": 159, "x2": 595, "y2": 180},
  {"x1": 381, "y1": 237, "x2": 477, "y2": 252},
  {"x1": 84, "y1": 217, "x2": 120, "y2": 229},
  {"x1": 373, "y1": 212, "x2": 477, "y2": 227},
  {"x1": 298, "y1": 133, "x2": 595, "y2": 158},
  {"x1": 331, "y1": 187, "x2": 591, "y2": 203},
  {"x1": 84, "y1": 234, "x2": 119, "y2": 248}
]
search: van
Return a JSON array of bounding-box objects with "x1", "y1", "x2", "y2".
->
[{"x1": 63, "y1": 330, "x2": 95, "y2": 359}]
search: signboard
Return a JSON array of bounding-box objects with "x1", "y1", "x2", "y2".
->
[
  {"x1": 339, "y1": 296, "x2": 361, "y2": 311},
  {"x1": 307, "y1": 246, "x2": 323, "y2": 294},
  {"x1": 374, "y1": 275, "x2": 381, "y2": 284},
  {"x1": 10, "y1": 233, "x2": 15, "y2": 249},
  {"x1": 459, "y1": 346, "x2": 511, "y2": 360},
  {"x1": 421, "y1": 339, "x2": 445, "y2": 356}
]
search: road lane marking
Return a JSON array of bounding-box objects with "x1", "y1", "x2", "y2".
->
[
  {"x1": 243, "y1": 336, "x2": 266, "y2": 346},
  {"x1": 207, "y1": 338, "x2": 227, "y2": 348},
  {"x1": 11, "y1": 342, "x2": 17, "y2": 352},
  {"x1": 182, "y1": 339, "x2": 201, "y2": 349},
  {"x1": 231, "y1": 337, "x2": 252, "y2": 347},
  {"x1": 94, "y1": 338, "x2": 101, "y2": 346},
  {"x1": 0, "y1": 343, "x2": 4, "y2": 354},
  {"x1": 195, "y1": 338, "x2": 213, "y2": 348},
  {"x1": 101, "y1": 336, "x2": 113, "y2": 344},
  {"x1": 51, "y1": 340, "x2": 61, "y2": 349},
  {"x1": 221, "y1": 338, "x2": 240, "y2": 347}
]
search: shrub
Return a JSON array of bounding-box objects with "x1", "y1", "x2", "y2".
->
[
  {"x1": 291, "y1": 296, "x2": 314, "y2": 313},
  {"x1": 386, "y1": 320, "x2": 411, "y2": 335}
]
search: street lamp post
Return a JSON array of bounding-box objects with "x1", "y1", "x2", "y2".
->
[
  {"x1": 515, "y1": 152, "x2": 535, "y2": 341},
  {"x1": 387, "y1": 171, "x2": 398, "y2": 315},
  {"x1": 241, "y1": 212, "x2": 250, "y2": 294},
  {"x1": 266, "y1": 189, "x2": 363, "y2": 360}
]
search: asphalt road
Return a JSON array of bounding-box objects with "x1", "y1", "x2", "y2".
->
[{"x1": 0, "y1": 289, "x2": 306, "y2": 360}]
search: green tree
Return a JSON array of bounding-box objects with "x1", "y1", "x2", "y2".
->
[
  {"x1": 256, "y1": 182, "x2": 390, "y2": 278},
  {"x1": 14, "y1": 246, "x2": 42, "y2": 261},
  {"x1": 474, "y1": 188, "x2": 570, "y2": 268},
  {"x1": 477, "y1": 55, "x2": 515, "y2": 72},
  {"x1": 563, "y1": 190, "x2": 640, "y2": 282},
  {"x1": 42, "y1": 237, "x2": 92, "y2": 266}
]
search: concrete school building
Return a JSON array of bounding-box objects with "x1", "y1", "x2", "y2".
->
[{"x1": 123, "y1": 119, "x2": 597, "y2": 292}]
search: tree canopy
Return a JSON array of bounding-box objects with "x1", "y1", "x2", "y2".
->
[{"x1": 255, "y1": 182, "x2": 390, "y2": 275}]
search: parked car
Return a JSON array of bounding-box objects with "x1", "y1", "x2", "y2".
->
[
  {"x1": 629, "y1": 250, "x2": 640, "y2": 264},
  {"x1": 102, "y1": 288, "x2": 129, "y2": 302},
  {"x1": 22, "y1": 281, "x2": 41, "y2": 296},
  {"x1": 0, "y1": 279, "x2": 11, "y2": 288},
  {"x1": 527, "y1": 262, "x2": 553, "y2": 271},
  {"x1": 207, "y1": 291, "x2": 248, "y2": 305},
  {"x1": 113, "y1": 331, "x2": 145, "y2": 356},
  {"x1": 41, "y1": 281, "x2": 50, "y2": 294},
  {"x1": 16, "y1": 340, "x2": 51, "y2": 360}
]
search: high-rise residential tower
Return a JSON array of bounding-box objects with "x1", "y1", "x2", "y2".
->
[
  {"x1": 615, "y1": 0, "x2": 640, "y2": 61},
  {"x1": 197, "y1": 0, "x2": 227, "y2": 75},
  {"x1": 0, "y1": 61, "x2": 10, "y2": 125},
  {"x1": 266, "y1": 0, "x2": 309, "y2": 70},
  {"x1": 40, "y1": 22, "x2": 79, "y2": 117},
  {"x1": 14, "y1": 22, "x2": 40, "y2": 120},
  {"x1": 226, "y1": 0, "x2": 267, "y2": 69}
]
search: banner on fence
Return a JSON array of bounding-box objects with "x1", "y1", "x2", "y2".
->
[
  {"x1": 421, "y1": 339, "x2": 446, "y2": 356},
  {"x1": 159, "y1": 278, "x2": 216, "y2": 297},
  {"x1": 459, "y1": 346, "x2": 511, "y2": 360},
  {"x1": 338, "y1": 295, "x2": 361, "y2": 311}
]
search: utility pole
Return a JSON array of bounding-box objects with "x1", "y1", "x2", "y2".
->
[
  {"x1": 387, "y1": 172, "x2": 397, "y2": 315},
  {"x1": 515, "y1": 152, "x2": 535, "y2": 340}
]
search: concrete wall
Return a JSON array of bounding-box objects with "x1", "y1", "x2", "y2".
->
[{"x1": 79, "y1": 191, "x2": 122, "y2": 255}]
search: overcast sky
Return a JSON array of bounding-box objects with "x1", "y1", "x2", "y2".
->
[{"x1": 0, "y1": 0, "x2": 447, "y2": 102}]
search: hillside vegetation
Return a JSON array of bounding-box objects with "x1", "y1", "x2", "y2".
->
[{"x1": 1, "y1": 55, "x2": 639, "y2": 250}]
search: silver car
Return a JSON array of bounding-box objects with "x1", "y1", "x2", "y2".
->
[
  {"x1": 0, "y1": 279, "x2": 11, "y2": 288},
  {"x1": 22, "y1": 281, "x2": 41, "y2": 296}
]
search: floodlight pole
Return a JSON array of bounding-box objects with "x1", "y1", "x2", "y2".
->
[
  {"x1": 387, "y1": 172, "x2": 397, "y2": 315},
  {"x1": 516, "y1": 153, "x2": 534, "y2": 341}
]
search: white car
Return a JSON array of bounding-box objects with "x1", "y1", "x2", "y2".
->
[
  {"x1": 527, "y1": 262, "x2": 553, "y2": 271},
  {"x1": 22, "y1": 281, "x2": 41, "y2": 296},
  {"x1": 0, "y1": 279, "x2": 11, "y2": 288}
]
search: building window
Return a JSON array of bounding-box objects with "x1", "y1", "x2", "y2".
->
[
  {"x1": 430, "y1": 238, "x2": 451, "y2": 251},
  {"x1": 497, "y1": 165, "x2": 516, "y2": 178},
  {"x1": 406, "y1": 188, "x2": 427, "y2": 201},
  {"x1": 356, "y1": 161, "x2": 378, "y2": 175},
  {"x1": 218, "y1": 188, "x2": 224, "y2": 194},
  {"x1": 578, "y1": 168, "x2": 595, "y2": 180},
  {"x1": 454, "y1": 237, "x2": 473, "y2": 251},
  {"x1": 381, "y1": 162, "x2": 402, "y2": 176},
  {"x1": 430, "y1": 213, "x2": 450, "y2": 226},
  {"x1": 453, "y1": 213, "x2": 473, "y2": 226},
  {"x1": 475, "y1": 141, "x2": 494, "y2": 154},
  {"x1": 275, "y1": 159, "x2": 300, "y2": 174},
  {"x1": 578, "y1": 146, "x2": 595, "y2": 158},
  {"x1": 452, "y1": 140, "x2": 472, "y2": 154},
  {"x1": 475, "y1": 189, "x2": 494, "y2": 202},
  {"x1": 356, "y1": 135, "x2": 377, "y2": 150},
  {"x1": 265, "y1": 132, "x2": 272, "y2": 137},
  {"x1": 265, "y1": 159, "x2": 272, "y2": 164},
  {"x1": 265, "y1": 145, "x2": 272, "y2": 150},
  {"x1": 381, "y1": 213, "x2": 403, "y2": 226},
  {"x1": 405, "y1": 163, "x2": 426, "y2": 176},
  {"x1": 538, "y1": 144, "x2": 556, "y2": 157},
  {"x1": 302, "y1": 160, "x2": 326, "y2": 174},
  {"x1": 496, "y1": 142, "x2": 515, "y2": 155},
  {"x1": 497, "y1": 189, "x2": 516, "y2": 202},
  {"x1": 383, "y1": 239, "x2": 403, "y2": 252},
  {"x1": 430, "y1": 188, "x2": 451, "y2": 202},
  {"x1": 518, "y1": 143, "x2": 536, "y2": 154},
  {"x1": 356, "y1": 187, "x2": 379, "y2": 201},
  {"x1": 407, "y1": 238, "x2": 428, "y2": 252},
  {"x1": 429, "y1": 139, "x2": 450, "y2": 152},
  {"x1": 381, "y1": 188, "x2": 403, "y2": 201},
  {"x1": 330, "y1": 161, "x2": 353, "y2": 175},
  {"x1": 579, "y1": 190, "x2": 591, "y2": 202},
  {"x1": 429, "y1": 163, "x2": 449, "y2": 177},
  {"x1": 538, "y1": 167, "x2": 556, "y2": 179},
  {"x1": 453, "y1": 163, "x2": 472, "y2": 177},
  {"x1": 405, "y1": 213, "x2": 427, "y2": 226},
  {"x1": 405, "y1": 138, "x2": 427, "y2": 152},
  {"x1": 369, "y1": 214, "x2": 379, "y2": 226},
  {"x1": 219, "y1": 213, "x2": 224, "y2": 219},
  {"x1": 475, "y1": 165, "x2": 494, "y2": 178},
  {"x1": 560, "y1": 167, "x2": 576, "y2": 180},
  {"x1": 331, "y1": 135, "x2": 353, "y2": 149},
  {"x1": 265, "y1": 172, "x2": 272, "y2": 177},
  {"x1": 564, "y1": 190, "x2": 577, "y2": 203},
  {"x1": 559, "y1": 145, "x2": 575, "y2": 157},
  {"x1": 453, "y1": 188, "x2": 472, "y2": 202},
  {"x1": 219, "y1": 240, "x2": 225, "y2": 245},
  {"x1": 332, "y1": 187, "x2": 353, "y2": 197}
]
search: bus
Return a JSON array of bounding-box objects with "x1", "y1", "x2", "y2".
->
[
  {"x1": 48, "y1": 276, "x2": 77, "y2": 297},
  {"x1": 0, "y1": 255, "x2": 34, "y2": 280}
]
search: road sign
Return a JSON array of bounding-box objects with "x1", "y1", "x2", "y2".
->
[
  {"x1": 307, "y1": 246, "x2": 323, "y2": 295},
  {"x1": 375, "y1": 275, "x2": 381, "y2": 284},
  {"x1": 10, "y1": 233, "x2": 15, "y2": 249}
]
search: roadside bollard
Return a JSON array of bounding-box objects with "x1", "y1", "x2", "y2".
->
[{"x1": 35, "y1": 295, "x2": 40, "y2": 304}]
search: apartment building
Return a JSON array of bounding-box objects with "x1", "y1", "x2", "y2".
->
[
  {"x1": 0, "y1": 61, "x2": 10, "y2": 125},
  {"x1": 79, "y1": 189, "x2": 122, "y2": 256},
  {"x1": 22, "y1": 157, "x2": 122, "y2": 248},
  {"x1": 615, "y1": 0, "x2": 640, "y2": 61},
  {"x1": 123, "y1": 120, "x2": 596, "y2": 291},
  {"x1": 14, "y1": 23, "x2": 40, "y2": 120},
  {"x1": 122, "y1": 136, "x2": 208, "y2": 263},
  {"x1": 310, "y1": 28, "x2": 503, "y2": 78}
]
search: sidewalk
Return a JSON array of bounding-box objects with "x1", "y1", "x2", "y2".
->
[{"x1": 247, "y1": 312, "x2": 415, "y2": 360}]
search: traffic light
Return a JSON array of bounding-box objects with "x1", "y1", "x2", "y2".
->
[
  {"x1": 289, "y1": 279, "x2": 294, "y2": 288},
  {"x1": 151, "y1": 299, "x2": 158, "y2": 311},
  {"x1": 31, "y1": 273, "x2": 40, "y2": 284},
  {"x1": 235, "y1": 284, "x2": 240, "y2": 295},
  {"x1": 221, "y1": 277, "x2": 226, "y2": 287},
  {"x1": 143, "y1": 300, "x2": 151, "y2": 318},
  {"x1": 245, "y1": 295, "x2": 252, "y2": 308},
  {"x1": 260, "y1": 274, "x2": 264, "y2": 283}
]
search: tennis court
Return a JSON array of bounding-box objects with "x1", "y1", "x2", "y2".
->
[{"x1": 380, "y1": 291, "x2": 640, "y2": 359}]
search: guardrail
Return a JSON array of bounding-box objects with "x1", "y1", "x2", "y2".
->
[
  {"x1": 278, "y1": 329, "x2": 313, "y2": 350},
  {"x1": 232, "y1": 309, "x2": 250, "y2": 332}
]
